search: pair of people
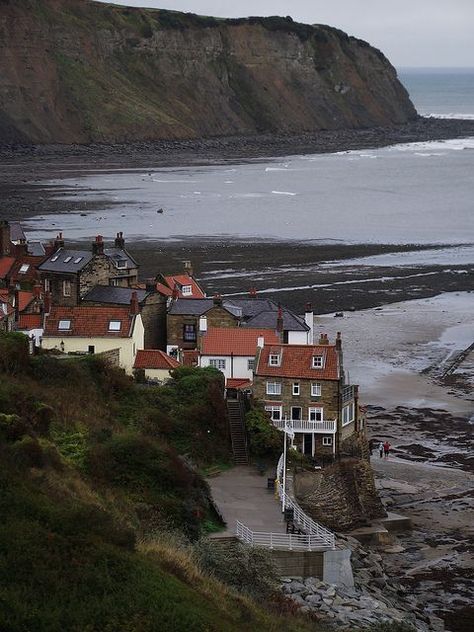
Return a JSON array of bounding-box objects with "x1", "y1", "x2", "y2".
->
[{"x1": 378, "y1": 441, "x2": 391, "y2": 458}]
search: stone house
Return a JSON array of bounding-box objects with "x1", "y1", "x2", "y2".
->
[
  {"x1": 133, "y1": 349, "x2": 180, "y2": 382},
  {"x1": 82, "y1": 283, "x2": 167, "y2": 349},
  {"x1": 166, "y1": 294, "x2": 312, "y2": 355},
  {"x1": 155, "y1": 261, "x2": 206, "y2": 299},
  {"x1": 198, "y1": 327, "x2": 280, "y2": 384},
  {"x1": 253, "y1": 333, "x2": 361, "y2": 460},
  {"x1": 41, "y1": 293, "x2": 144, "y2": 374},
  {"x1": 38, "y1": 233, "x2": 138, "y2": 307}
]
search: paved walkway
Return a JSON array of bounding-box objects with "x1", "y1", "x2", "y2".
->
[{"x1": 208, "y1": 465, "x2": 286, "y2": 536}]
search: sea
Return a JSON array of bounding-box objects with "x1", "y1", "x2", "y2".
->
[{"x1": 25, "y1": 68, "x2": 474, "y2": 261}]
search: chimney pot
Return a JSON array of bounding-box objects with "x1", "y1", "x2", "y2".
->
[
  {"x1": 276, "y1": 304, "x2": 284, "y2": 334},
  {"x1": 249, "y1": 287, "x2": 257, "y2": 298},
  {"x1": 305, "y1": 302, "x2": 312, "y2": 313},
  {"x1": 183, "y1": 260, "x2": 193, "y2": 276},
  {"x1": 213, "y1": 293, "x2": 222, "y2": 306},
  {"x1": 145, "y1": 278, "x2": 156, "y2": 294},
  {"x1": 114, "y1": 231, "x2": 125, "y2": 249},
  {"x1": 92, "y1": 235, "x2": 104, "y2": 255}
]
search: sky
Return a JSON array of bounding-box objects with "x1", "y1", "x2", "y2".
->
[{"x1": 95, "y1": 0, "x2": 474, "y2": 67}]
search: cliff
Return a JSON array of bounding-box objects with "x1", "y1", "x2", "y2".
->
[{"x1": 0, "y1": 0, "x2": 417, "y2": 144}]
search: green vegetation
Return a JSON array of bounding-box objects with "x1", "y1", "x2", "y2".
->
[
  {"x1": 245, "y1": 407, "x2": 283, "y2": 459},
  {"x1": 0, "y1": 334, "x2": 317, "y2": 631}
]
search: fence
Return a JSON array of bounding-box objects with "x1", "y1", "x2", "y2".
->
[
  {"x1": 272, "y1": 418, "x2": 336, "y2": 433},
  {"x1": 236, "y1": 520, "x2": 330, "y2": 551}
]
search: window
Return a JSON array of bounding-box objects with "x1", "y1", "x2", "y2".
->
[
  {"x1": 74, "y1": 257, "x2": 83, "y2": 264},
  {"x1": 342, "y1": 402, "x2": 355, "y2": 426},
  {"x1": 266, "y1": 382, "x2": 281, "y2": 395},
  {"x1": 322, "y1": 436, "x2": 333, "y2": 446},
  {"x1": 292, "y1": 382, "x2": 300, "y2": 396},
  {"x1": 44, "y1": 279, "x2": 51, "y2": 292},
  {"x1": 209, "y1": 359, "x2": 226, "y2": 370},
  {"x1": 269, "y1": 353, "x2": 281, "y2": 366},
  {"x1": 19, "y1": 264, "x2": 30, "y2": 274},
  {"x1": 311, "y1": 383, "x2": 321, "y2": 397},
  {"x1": 247, "y1": 358, "x2": 255, "y2": 371},
  {"x1": 309, "y1": 407, "x2": 323, "y2": 422},
  {"x1": 265, "y1": 406, "x2": 282, "y2": 421},
  {"x1": 58, "y1": 320, "x2": 71, "y2": 330},
  {"x1": 50, "y1": 255, "x2": 59, "y2": 262},
  {"x1": 62, "y1": 280, "x2": 71, "y2": 297},
  {"x1": 63, "y1": 256, "x2": 72, "y2": 263},
  {"x1": 116, "y1": 260, "x2": 127, "y2": 268},
  {"x1": 312, "y1": 355, "x2": 324, "y2": 368},
  {"x1": 108, "y1": 320, "x2": 122, "y2": 331},
  {"x1": 110, "y1": 278, "x2": 120, "y2": 287},
  {"x1": 183, "y1": 323, "x2": 196, "y2": 342},
  {"x1": 181, "y1": 285, "x2": 192, "y2": 296},
  {"x1": 88, "y1": 345, "x2": 95, "y2": 354},
  {"x1": 291, "y1": 407, "x2": 302, "y2": 421}
]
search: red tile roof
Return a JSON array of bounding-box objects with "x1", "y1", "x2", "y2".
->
[
  {"x1": 200, "y1": 328, "x2": 280, "y2": 357},
  {"x1": 17, "y1": 290, "x2": 35, "y2": 312},
  {"x1": 155, "y1": 282, "x2": 173, "y2": 296},
  {"x1": 134, "y1": 349, "x2": 180, "y2": 370},
  {"x1": 226, "y1": 378, "x2": 252, "y2": 389},
  {"x1": 17, "y1": 314, "x2": 42, "y2": 330},
  {"x1": 44, "y1": 306, "x2": 136, "y2": 338},
  {"x1": 8, "y1": 255, "x2": 44, "y2": 284},
  {"x1": 255, "y1": 344, "x2": 340, "y2": 380},
  {"x1": 164, "y1": 274, "x2": 205, "y2": 299},
  {"x1": 0, "y1": 257, "x2": 15, "y2": 279}
]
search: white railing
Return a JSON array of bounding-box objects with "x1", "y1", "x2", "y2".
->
[
  {"x1": 236, "y1": 520, "x2": 331, "y2": 551},
  {"x1": 276, "y1": 453, "x2": 335, "y2": 549},
  {"x1": 272, "y1": 418, "x2": 336, "y2": 433}
]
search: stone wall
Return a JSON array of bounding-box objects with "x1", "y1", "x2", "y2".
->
[
  {"x1": 141, "y1": 294, "x2": 167, "y2": 349},
  {"x1": 79, "y1": 256, "x2": 112, "y2": 298},
  {"x1": 294, "y1": 458, "x2": 386, "y2": 531},
  {"x1": 96, "y1": 347, "x2": 120, "y2": 367},
  {"x1": 167, "y1": 306, "x2": 238, "y2": 349}
]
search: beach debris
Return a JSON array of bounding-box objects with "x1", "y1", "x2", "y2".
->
[{"x1": 157, "y1": 208, "x2": 164, "y2": 214}]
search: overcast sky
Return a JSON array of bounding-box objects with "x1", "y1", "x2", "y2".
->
[{"x1": 96, "y1": 0, "x2": 474, "y2": 67}]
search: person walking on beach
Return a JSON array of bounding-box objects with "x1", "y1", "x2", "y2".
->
[
  {"x1": 378, "y1": 442, "x2": 384, "y2": 458},
  {"x1": 383, "y1": 441, "x2": 391, "y2": 459}
]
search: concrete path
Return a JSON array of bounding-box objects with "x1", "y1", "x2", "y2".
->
[{"x1": 208, "y1": 465, "x2": 286, "y2": 536}]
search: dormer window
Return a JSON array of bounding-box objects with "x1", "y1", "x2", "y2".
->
[
  {"x1": 269, "y1": 353, "x2": 281, "y2": 367},
  {"x1": 108, "y1": 320, "x2": 122, "y2": 331},
  {"x1": 116, "y1": 260, "x2": 127, "y2": 269},
  {"x1": 181, "y1": 285, "x2": 192, "y2": 296},
  {"x1": 312, "y1": 355, "x2": 324, "y2": 368},
  {"x1": 58, "y1": 320, "x2": 71, "y2": 330}
]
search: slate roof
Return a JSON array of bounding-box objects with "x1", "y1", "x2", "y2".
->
[
  {"x1": 104, "y1": 247, "x2": 137, "y2": 270},
  {"x1": 44, "y1": 306, "x2": 135, "y2": 338},
  {"x1": 27, "y1": 241, "x2": 46, "y2": 256},
  {"x1": 255, "y1": 344, "x2": 339, "y2": 380},
  {"x1": 168, "y1": 298, "x2": 215, "y2": 315},
  {"x1": 38, "y1": 248, "x2": 93, "y2": 273},
  {"x1": 200, "y1": 328, "x2": 280, "y2": 357},
  {"x1": 10, "y1": 222, "x2": 26, "y2": 242},
  {"x1": 134, "y1": 349, "x2": 180, "y2": 370},
  {"x1": 83, "y1": 285, "x2": 148, "y2": 305},
  {"x1": 245, "y1": 309, "x2": 308, "y2": 332}
]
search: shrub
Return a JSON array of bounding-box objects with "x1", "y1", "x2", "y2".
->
[
  {"x1": 0, "y1": 331, "x2": 30, "y2": 374},
  {"x1": 245, "y1": 407, "x2": 282, "y2": 459},
  {"x1": 193, "y1": 539, "x2": 277, "y2": 599}
]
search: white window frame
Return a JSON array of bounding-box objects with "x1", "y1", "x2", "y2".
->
[
  {"x1": 108, "y1": 320, "x2": 122, "y2": 331},
  {"x1": 209, "y1": 358, "x2": 226, "y2": 370},
  {"x1": 322, "y1": 436, "x2": 333, "y2": 446},
  {"x1": 19, "y1": 264, "x2": 30, "y2": 273},
  {"x1": 265, "y1": 406, "x2": 282, "y2": 421},
  {"x1": 44, "y1": 279, "x2": 51, "y2": 292},
  {"x1": 110, "y1": 278, "x2": 120, "y2": 287},
  {"x1": 342, "y1": 402, "x2": 355, "y2": 426},
  {"x1": 292, "y1": 382, "x2": 300, "y2": 396},
  {"x1": 58, "y1": 320, "x2": 71, "y2": 331},
  {"x1": 312, "y1": 355, "x2": 324, "y2": 368},
  {"x1": 62, "y1": 280, "x2": 71, "y2": 297},
  {"x1": 266, "y1": 381, "x2": 281, "y2": 395},
  {"x1": 309, "y1": 407, "x2": 323, "y2": 422},
  {"x1": 311, "y1": 382, "x2": 321, "y2": 397},
  {"x1": 269, "y1": 354, "x2": 281, "y2": 366},
  {"x1": 116, "y1": 260, "x2": 127, "y2": 269},
  {"x1": 181, "y1": 285, "x2": 193, "y2": 296},
  {"x1": 291, "y1": 406, "x2": 302, "y2": 421},
  {"x1": 247, "y1": 358, "x2": 255, "y2": 371}
]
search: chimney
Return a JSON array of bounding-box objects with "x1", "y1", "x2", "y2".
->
[
  {"x1": 43, "y1": 291, "x2": 51, "y2": 315},
  {"x1": 53, "y1": 232, "x2": 65, "y2": 251},
  {"x1": 335, "y1": 331, "x2": 342, "y2": 350},
  {"x1": 92, "y1": 235, "x2": 104, "y2": 255},
  {"x1": 276, "y1": 304, "x2": 284, "y2": 335},
  {"x1": 14, "y1": 238, "x2": 28, "y2": 257},
  {"x1": 33, "y1": 283, "x2": 42, "y2": 299},
  {"x1": 0, "y1": 220, "x2": 11, "y2": 256},
  {"x1": 115, "y1": 231, "x2": 125, "y2": 249},
  {"x1": 130, "y1": 291, "x2": 139, "y2": 315},
  {"x1": 318, "y1": 332, "x2": 329, "y2": 345},
  {"x1": 304, "y1": 302, "x2": 314, "y2": 343},
  {"x1": 249, "y1": 287, "x2": 257, "y2": 298},
  {"x1": 183, "y1": 260, "x2": 193, "y2": 277},
  {"x1": 257, "y1": 336, "x2": 264, "y2": 348},
  {"x1": 199, "y1": 315, "x2": 208, "y2": 334},
  {"x1": 145, "y1": 278, "x2": 156, "y2": 294},
  {"x1": 213, "y1": 293, "x2": 222, "y2": 307}
]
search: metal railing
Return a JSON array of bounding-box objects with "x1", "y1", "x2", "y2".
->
[
  {"x1": 236, "y1": 520, "x2": 330, "y2": 551},
  {"x1": 276, "y1": 453, "x2": 335, "y2": 549},
  {"x1": 272, "y1": 418, "x2": 336, "y2": 433}
]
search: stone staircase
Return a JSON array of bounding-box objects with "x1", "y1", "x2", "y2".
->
[{"x1": 226, "y1": 398, "x2": 249, "y2": 465}]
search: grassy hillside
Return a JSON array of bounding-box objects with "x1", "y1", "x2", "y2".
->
[{"x1": 0, "y1": 332, "x2": 318, "y2": 631}]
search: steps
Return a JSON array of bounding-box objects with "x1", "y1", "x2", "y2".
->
[{"x1": 226, "y1": 398, "x2": 249, "y2": 465}]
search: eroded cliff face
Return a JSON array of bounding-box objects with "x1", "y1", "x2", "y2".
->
[{"x1": 0, "y1": 0, "x2": 417, "y2": 144}]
